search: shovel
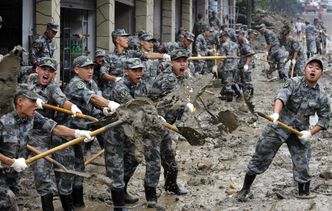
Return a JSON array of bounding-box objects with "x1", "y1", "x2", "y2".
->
[
  {"x1": 290, "y1": 63, "x2": 295, "y2": 78},
  {"x1": 42, "y1": 103, "x2": 98, "y2": 122},
  {"x1": 256, "y1": 112, "x2": 303, "y2": 136},
  {"x1": 27, "y1": 145, "x2": 91, "y2": 178}
]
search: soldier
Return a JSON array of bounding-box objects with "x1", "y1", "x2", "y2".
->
[
  {"x1": 25, "y1": 57, "x2": 83, "y2": 211},
  {"x1": 209, "y1": 11, "x2": 221, "y2": 30},
  {"x1": 218, "y1": 31, "x2": 239, "y2": 101},
  {"x1": 93, "y1": 49, "x2": 107, "y2": 88},
  {"x1": 192, "y1": 13, "x2": 207, "y2": 37},
  {"x1": 258, "y1": 24, "x2": 289, "y2": 80},
  {"x1": 30, "y1": 21, "x2": 58, "y2": 70},
  {"x1": 139, "y1": 33, "x2": 161, "y2": 89},
  {"x1": 0, "y1": 87, "x2": 93, "y2": 211},
  {"x1": 102, "y1": 29, "x2": 170, "y2": 100},
  {"x1": 149, "y1": 49, "x2": 194, "y2": 196},
  {"x1": 107, "y1": 58, "x2": 164, "y2": 210},
  {"x1": 236, "y1": 57, "x2": 330, "y2": 201},
  {"x1": 304, "y1": 20, "x2": 317, "y2": 58},
  {"x1": 220, "y1": 25, "x2": 238, "y2": 43},
  {"x1": 237, "y1": 31, "x2": 255, "y2": 102},
  {"x1": 313, "y1": 18, "x2": 323, "y2": 55},
  {"x1": 194, "y1": 26, "x2": 211, "y2": 74},
  {"x1": 53, "y1": 55, "x2": 120, "y2": 210},
  {"x1": 282, "y1": 29, "x2": 306, "y2": 77}
]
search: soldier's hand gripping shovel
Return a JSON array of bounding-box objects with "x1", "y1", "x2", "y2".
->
[
  {"x1": 41, "y1": 103, "x2": 98, "y2": 122},
  {"x1": 27, "y1": 145, "x2": 91, "y2": 178},
  {"x1": 256, "y1": 112, "x2": 303, "y2": 136}
]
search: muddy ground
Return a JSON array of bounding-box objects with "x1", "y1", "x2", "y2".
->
[{"x1": 13, "y1": 13, "x2": 332, "y2": 211}]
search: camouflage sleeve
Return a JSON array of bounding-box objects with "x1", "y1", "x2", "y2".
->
[
  {"x1": 66, "y1": 81, "x2": 95, "y2": 104},
  {"x1": 48, "y1": 83, "x2": 67, "y2": 106},
  {"x1": 99, "y1": 66, "x2": 108, "y2": 77},
  {"x1": 110, "y1": 86, "x2": 133, "y2": 104},
  {"x1": 220, "y1": 44, "x2": 226, "y2": 56},
  {"x1": 34, "y1": 112, "x2": 57, "y2": 133},
  {"x1": 316, "y1": 94, "x2": 331, "y2": 130},
  {"x1": 195, "y1": 36, "x2": 202, "y2": 54},
  {"x1": 292, "y1": 40, "x2": 301, "y2": 53},
  {"x1": 275, "y1": 79, "x2": 294, "y2": 105},
  {"x1": 127, "y1": 50, "x2": 147, "y2": 60},
  {"x1": 30, "y1": 38, "x2": 43, "y2": 63}
]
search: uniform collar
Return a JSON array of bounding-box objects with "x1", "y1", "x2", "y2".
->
[
  {"x1": 13, "y1": 109, "x2": 32, "y2": 124},
  {"x1": 123, "y1": 75, "x2": 136, "y2": 89},
  {"x1": 302, "y1": 77, "x2": 320, "y2": 89}
]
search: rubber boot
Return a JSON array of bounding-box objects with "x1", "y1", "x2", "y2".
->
[
  {"x1": 41, "y1": 193, "x2": 54, "y2": 211},
  {"x1": 124, "y1": 177, "x2": 139, "y2": 204},
  {"x1": 164, "y1": 168, "x2": 187, "y2": 195},
  {"x1": 59, "y1": 194, "x2": 75, "y2": 211},
  {"x1": 111, "y1": 187, "x2": 128, "y2": 211},
  {"x1": 296, "y1": 181, "x2": 316, "y2": 199},
  {"x1": 144, "y1": 186, "x2": 165, "y2": 211},
  {"x1": 236, "y1": 172, "x2": 256, "y2": 202},
  {"x1": 72, "y1": 186, "x2": 85, "y2": 208}
]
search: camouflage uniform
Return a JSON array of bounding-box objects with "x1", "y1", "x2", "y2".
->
[
  {"x1": 262, "y1": 29, "x2": 289, "y2": 79},
  {"x1": 247, "y1": 76, "x2": 330, "y2": 183},
  {"x1": 305, "y1": 24, "x2": 317, "y2": 57},
  {"x1": 284, "y1": 37, "x2": 306, "y2": 77},
  {"x1": 0, "y1": 110, "x2": 56, "y2": 211},
  {"x1": 313, "y1": 22, "x2": 322, "y2": 55},
  {"x1": 238, "y1": 37, "x2": 255, "y2": 100},
  {"x1": 30, "y1": 33, "x2": 57, "y2": 65},
  {"x1": 219, "y1": 35, "x2": 239, "y2": 99},
  {"x1": 107, "y1": 73, "x2": 161, "y2": 190},
  {"x1": 93, "y1": 49, "x2": 107, "y2": 88},
  {"x1": 194, "y1": 33, "x2": 209, "y2": 74},
  {"x1": 27, "y1": 76, "x2": 67, "y2": 197}
]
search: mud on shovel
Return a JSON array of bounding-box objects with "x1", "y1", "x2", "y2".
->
[{"x1": 27, "y1": 145, "x2": 91, "y2": 178}]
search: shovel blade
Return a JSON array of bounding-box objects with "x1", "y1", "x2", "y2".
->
[{"x1": 177, "y1": 126, "x2": 206, "y2": 146}]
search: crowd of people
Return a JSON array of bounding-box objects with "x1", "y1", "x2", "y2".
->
[{"x1": 0, "y1": 11, "x2": 331, "y2": 211}]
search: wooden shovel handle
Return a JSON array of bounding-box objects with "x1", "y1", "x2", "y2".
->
[
  {"x1": 0, "y1": 154, "x2": 14, "y2": 166},
  {"x1": 85, "y1": 149, "x2": 105, "y2": 166},
  {"x1": 163, "y1": 122, "x2": 180, "y2": 133},
  {"x1": 256, "y1": 112, "x2": 303, "y2": 137},
  {"x1": 25, "y1": 118, "x2": 126, "y2": 164},
  {"x1": 42, "y1": 104, "x2": 98, "y2": 122}
]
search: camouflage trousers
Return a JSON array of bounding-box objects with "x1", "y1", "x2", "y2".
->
[
  {"x1": 268, "y1": 50, "x2": 288, "y2": 79},
  {"x1": 247, "y1": 125, "x2": 311, "y2": 183},
  {"x1": 306, "y1": 39, "x2": 317, "y2": 56},
  {"x1": 238, "y1": 67, "x2": 254, "y2": 100},
  {"x1": 194, "y1": 60, "x2": 208, "y2": 74},
  {"x1": 51, "y1": 136, "x2": 84, "y2": 195},
  {"x1": 161, "y1": 130, "x2": 178, "y2": 176},
  {"x1": 0, "y1": 170, "x2": 19, "y2": 211},
  {"x1": 30, "y1": 146, "x2": 54, "y2": 196},
  {"x1": 105, "y1": 127, "x2": 161, "y2": 188}
]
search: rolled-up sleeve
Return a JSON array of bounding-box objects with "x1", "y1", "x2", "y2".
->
[
  {"x1": 34, "y1": 112, "x2": 57, "y2": 133},
  {"x1": 275, "y1": 80, "x2": 293, "y2": 105},
  {"x1": 317, "y1": 95, "x2": 331, "y2": 130}
]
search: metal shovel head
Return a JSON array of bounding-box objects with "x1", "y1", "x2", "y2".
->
[{"x1": 177, "y1": 126, "x2": 206, "y2": 146}]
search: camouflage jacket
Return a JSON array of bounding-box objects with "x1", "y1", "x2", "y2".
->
[
  {"x1": 220, "y1": 39, "x2": 239, "y2": 70},
  {"x1": 305, "y1": 24, "x2": 317, "y2": 41},
  {"x1": 148, "y1": 65, "x2": 183, "y2": 100},
  {"x1": 141, "y1": 59, "x2": 161, "y2": 90},
  {"x1": 274, "y1": 76, "x2": 330, "y2": 139},
  {"x1": 238, "y1": 38, "x2": 255, "y2": 67},
  {"x1": 195, "y1": 34, "x2": 208, "y2": 56},
  {"x1": 284, "y1": 37, "x2": 305, "y2": 61},
  {"x1": 110, "y1": 76, "x2": 147, "y2": 104},
  {"x1": 30, "y1": 33, "x2": 57, "y2": 64},
  {"x1": 263, "y1": 29, "x2": 280, "y2": 52},
  {"x1": 0, "y1": 111, "x2": 56, "y2": 160},
  {"x1": 64, "y1": 76, "x2": 103, "y2": 128}
]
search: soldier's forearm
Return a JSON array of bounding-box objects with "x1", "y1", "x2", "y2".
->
[
  {"x1": 63, "y1": 100, "x2": 73, "y2": 111},
  {"x1": 273, "y1": 99, "x2": 283, "y2": 114},
  {"x1": 90, "y1": 95, "x2": 109, "y2": 108},
  {"x1": 103, "y1": 73, "x2": 117, "y2": 82},
  {"x1": 310, "y1": 125, "x2": 322, "y2": 136},
  {"x1": 52, "y1": 125, "x2": 75, "y2": 137}
]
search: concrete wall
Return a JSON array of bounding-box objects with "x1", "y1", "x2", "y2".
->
[
  {"x1": 96, "y1": 0, "x2": 115, "y2": 52},
  {"x1": 36, "y1": 0, "x2": 61, "y2": 80},
  {"x1": 136, "y1": 0, "x2": 154, "y2": 34},
  {"x1": 162, "y1": 0, "x2": 175, "y2": 42}
]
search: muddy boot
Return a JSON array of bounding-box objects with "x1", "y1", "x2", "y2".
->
[
  {"x1": 111, "y1": 187, "x2": 128, "y2": 211},
  {"x1": 124, "y1": 178, "x2": 139, "y2": 204},
  {"x1": 145, "y1": 186, "x2": 165, "y2": 211},
  {"x1": 41, "y1": 193, "x2": 54, "y2": 211},
  {"x1": 59, "y1": 194, "x2": 75, "y2": 211},
  {"x1": 236, "y1": 173, "x2": 256, "y2": 202},
  {"x1": 165, "y1": 168, "x2": 187, "y2": 195},
  {"x1": 72, "y1": 186, "x2": 85, "y2": 208},
  {"x1": 296, "y1": 181, "x2": 316, "y2": 199}
]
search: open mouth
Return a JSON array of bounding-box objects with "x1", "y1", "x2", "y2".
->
[
  {"x1": 310, "y1": 73, "x2": 315, "y2": 77},
  {"x1": 41, "y1": 75, "x2": 49, "y2": 83}
]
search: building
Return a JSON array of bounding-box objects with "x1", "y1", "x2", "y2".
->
[{"x1": 0, "y1": 0, "x2": 236, "y2": 82}]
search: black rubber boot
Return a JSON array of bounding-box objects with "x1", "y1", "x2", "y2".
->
[
  {"x1": 72, "y1": 186, "x2": 85, "y2": 208},
  {"x1": 296, "y1": 181, "x2": 316, "y2": 199},
  {"x1": 41, "y1": 193, "x2": 54, "y2": 211},
  {"x1": 59, "y1": 194, "x2": 75, "y2": 211},
  {"x1": 236, "y1": 172, "x2": 256, "y2": 202},
  {"x1": 145, "y1": 186, "x2": 165, "y2": 211},
  {"x1": 164, "y1": 168, "x2": 187, "y2": 195},
  {"x1": 111, "y1": 187, "x2": 128, "y2": 211},
  {"x1": 124, "y1": 177, "x2": 139, "y2": 204},
  {"x1": 298, "y1": 182, "x2": 305, "y2": 196}
]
